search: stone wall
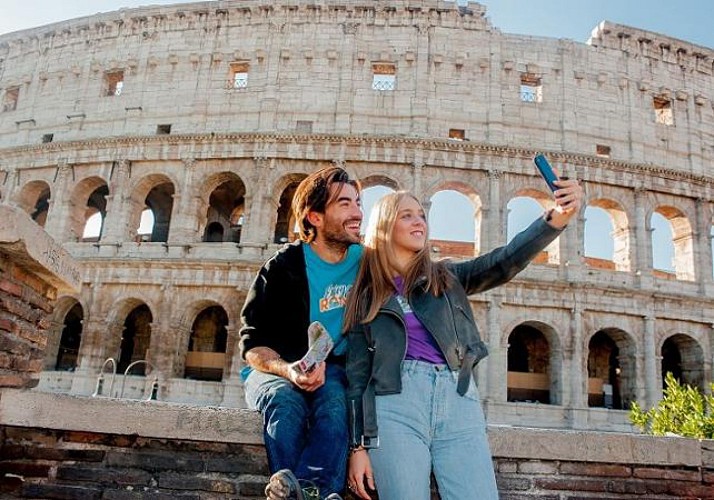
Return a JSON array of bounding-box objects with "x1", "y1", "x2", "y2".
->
[
  {"x1": 0, "y1": 206, "x2": 81, "y2": 389},
  {"x1": 1, "y1": 391, "x2": 713, "y2": 499}
]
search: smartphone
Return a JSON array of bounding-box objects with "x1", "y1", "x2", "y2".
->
[{"x1": 533, "y1": 154, "x2": 559, "y2": 193}]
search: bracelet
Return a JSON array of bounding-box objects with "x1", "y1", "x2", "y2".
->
[{"x1": 350, "y1": 446, "x2": 366, "y2": 455}]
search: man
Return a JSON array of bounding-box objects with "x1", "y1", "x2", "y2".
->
[{"x1": 239, "y1": 166, "x2": 363, "y2": 500}]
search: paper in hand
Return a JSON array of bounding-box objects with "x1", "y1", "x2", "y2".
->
[{"x1": 295, "y1": 321, "x2": 334, "y2": 374}]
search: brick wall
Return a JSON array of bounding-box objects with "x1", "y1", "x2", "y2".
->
[
  {"x1": 0, "y1": 254, "x2": 55, "y2": 389},
  {"x1": 0, "y1": 205, "x2": 80, "y2": 390},
  {"x1": 1, "y1": 392, "x2": 712, "y2": 499}
]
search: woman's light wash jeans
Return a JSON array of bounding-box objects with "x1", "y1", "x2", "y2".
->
[{"x1": 369, "y1": 360, "x2": 499, "y2": 500}]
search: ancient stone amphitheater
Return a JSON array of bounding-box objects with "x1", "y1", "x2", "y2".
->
[{"x1": 1, "y1": 0, "x2": 712, "y2": 433}]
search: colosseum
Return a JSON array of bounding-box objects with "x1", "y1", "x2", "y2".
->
[{"x1": 1, "y1": 0, "x2": 712, "y2": 434}]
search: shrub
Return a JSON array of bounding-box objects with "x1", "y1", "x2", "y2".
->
[{"x1": 629, "y1": 372, "x2": 714, "y2": 439}]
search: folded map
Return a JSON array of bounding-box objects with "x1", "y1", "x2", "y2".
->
[{"x1": 295, "y1": 321, "x2": 334, "y2": 374}]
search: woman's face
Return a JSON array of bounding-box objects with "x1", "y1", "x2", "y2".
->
[{"x1": 391, "y1": 196, "x2": 427, "y2": 262}]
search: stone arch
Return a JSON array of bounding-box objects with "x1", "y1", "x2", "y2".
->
[
  {"x1": 16, "y1": 180, "x2": 51, "y2": 227},
  {"x1": 68, "y1": 176, "x2": 109, "y2": 242},
  {"x1": 360, "y1": 174, "x2": 400, "y2": 234},
  {"x1": 507, "y1": 189, "x2": 559, "y2": 264},
  {"x1": 271, "y1": 172, "x2": 308, "y2": 244},
  {"x1": 129, "y1": 174, "x2": 176, "y2": 243},
  {"x1": 46, "y1": 296, "x2": 85, "y2": 372},
  {"x1": 660, "y1": 333, "x2": 705, "y2": 392},
  {"x1": 183, "y1": 303, "x2": 230, "y2": 381},
  {"x1": 651, "y1": 205, "x2": 694, "y2": 281},
  {"x1": 584, "y1": 198, "x2": 631, "y2": 272},
  {"x1": 505, "y1": 320, "x2": 563, "y2": 405},
  {"x1": 425, "y1": 181, "x2": 483, "y2": 258},
  {"x1": 107, "y1": 298, "x2": 155, "y2": 376},
  {"x1": 586, "y1": 328, "x2": 636, "y2": 410},
  {"x1": 199, "y1": 172, "x2": 247, "y2": 243}
]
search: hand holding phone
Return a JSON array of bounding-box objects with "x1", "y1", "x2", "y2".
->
[{"x1": 533, "y1": 154, "x2": 559, "y2": 193}]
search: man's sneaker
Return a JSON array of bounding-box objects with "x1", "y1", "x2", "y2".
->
[
  {"x1": 324, "y1": 494, "x2": 344, "y2": 500},
  {"x1": 265, "y1": 469, "x2": 321, "y2": 500}
]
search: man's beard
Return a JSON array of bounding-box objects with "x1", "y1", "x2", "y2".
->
[{"x1": 320, "y1": 219, "x2": 361, "y2": 251}]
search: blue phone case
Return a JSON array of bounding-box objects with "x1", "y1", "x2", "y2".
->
[{"x1": 533, "y1": 154, "x2": 559, "y2": 192}]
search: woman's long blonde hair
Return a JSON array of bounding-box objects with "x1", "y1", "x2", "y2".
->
[{"x1": 343, "y1": 191, "x2": 451, "y2": 329}]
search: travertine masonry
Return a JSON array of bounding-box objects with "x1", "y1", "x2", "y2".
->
[{"x1": 0, "y1": 0, "x2": 712, "y2": 432}]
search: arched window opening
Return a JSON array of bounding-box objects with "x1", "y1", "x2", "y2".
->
[
  {"x1": 204, "y1": 222, "x2": 224, "y2": 242},
  {"x1": 184, "y1": 306, "x2": 229, "y2": 381},
  {"x1": 583, "y1": 206, "x2": 615, "y2": 270},
  {"x1": 55, "y1": 303, "x2": 83, "y2": 371},
  {"x1": 203, "y1": 179, "x2": 245, "y2": 243},
  {"x1": 651, "y1": 207, "x2": 694, "y2": 281},
  {"x1": 428, "y1": 190, "x2": 480, "y2": 258},
  {"x1": 274, "y1": 181, "x2": 301, "y2": 243},
  {"x1": 508, "y1": 196, "x2": 559, "y2": 264},
  {"x1": 81, "y1": 185, "x2": 109, "y2": 242},
  {"x1": 118, "y1": 304, "x2": 152, "y2": 375},
  {"x1": 143, "y1": 182, "x2": 174, "y2": 243},
  {"x1": 507, "y1": 324, "x2": 551, "y2": 404},
  {"x1": 361, "y1": 185, "x2": 396, "y2": 234},
  {"x1": 32, "y1": 187, "x2": 51, "y2": 227},
  {"x1": 83, "y1": 212, "x2": 103, "y2": 241},
  {"x1": 661, "y1": 334, "x2": 705, "y2": 392},
  {"x1": 137, "y1": 209, "x2": 155, "y2": 242},
  {"x1": 587, "y1": 329, "x2": 635, "y2": 410}
]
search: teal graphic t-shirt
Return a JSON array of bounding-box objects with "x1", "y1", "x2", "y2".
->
[
  {"x1": 303, "y1": 242, "x2": 363, "y2": 356},
  {"x1": 241, "y1": 242, "x2": 362, "y2": 381}
]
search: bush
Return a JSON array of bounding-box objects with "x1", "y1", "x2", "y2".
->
[{"x1": 629, "y1": 372, "x2": 714, "y2": 439}]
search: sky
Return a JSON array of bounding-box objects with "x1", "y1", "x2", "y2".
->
[{"x1": 5, "y1": 0, "x2": 706, "y2": 271}]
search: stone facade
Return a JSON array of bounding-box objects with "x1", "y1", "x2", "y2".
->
[{"x1": 0, "y1": 0, "x2": 712, "y2": 432}]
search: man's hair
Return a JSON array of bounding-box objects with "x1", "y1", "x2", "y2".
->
[{"x1": 291, "y1": 166, "x2": 361, "y2": 243}]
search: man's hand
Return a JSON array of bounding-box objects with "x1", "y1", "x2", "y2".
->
[
  {"x1": 287, "y1": 361, "x2": 326, "y2": 391},
  {"x1": 245, "y1": 347, "x2": 325, "y2": 391},
  {"x1": 547, "y1": 178, "x2": 583, "y2": 229}
]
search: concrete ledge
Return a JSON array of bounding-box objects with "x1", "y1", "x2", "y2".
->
[
  {"x1": 488, "y1": 425, "x2": 704, "y2": 467},
  {"x1": 0, "y1": 389, "x2": 263, "y2": 444},
  {"x1": 3, "y1": 389, "x2": 711, "y2": 470}
]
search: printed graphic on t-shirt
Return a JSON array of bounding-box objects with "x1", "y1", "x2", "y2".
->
[
  {"x1": 396, "y1": 295, "x2": 412, "y2": 314},
  {"x1": 319, "y1": 283, "x2": 353, "y2": 312}
]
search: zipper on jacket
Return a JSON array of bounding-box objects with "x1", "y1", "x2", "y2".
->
[
  {"x1": 350, "y1": 399, "x2": 358, "y2": 447},
  {"x1": 443, "y1": 293, "x2": 464, "y2": 364}
]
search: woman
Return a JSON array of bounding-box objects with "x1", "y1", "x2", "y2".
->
[{"x1": 344, "y1": 183, "x2": 581, "y2": 500}]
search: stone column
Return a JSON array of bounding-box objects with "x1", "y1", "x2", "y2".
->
[
  {"x1": 643, "y1": 315, "x2": 660, "y2": 407},
  {"x1": 567, "y1": 306, "x2": 587, "y2": 427},
  {"x1": 482, "y1": 169, "x2": 502, "y2": 252},
  {"x1": 238, "y1": 157, "x2": 273, "y2": 255},
  {"x1": 633, "y1": 187, "x2": 653, "y2": 288},
  {"x1": 168, "y1": 158, "x2": 201, "y2": 245},
  {"x1": 563, "y1": 210, "x2": 585, "y2": 282},
  {"x1": 44, "y1": 160, "x2": 74, "y2": 242},
  {"x1": 409, "y1": 19, "x2": 430, "y2": 136},
  {"x1": 101, "y1": 160, "x2": 132, "y2": 244},
  {"x1": 222, "y1": 325, "x2": 247, "y2": 408},
  {"x1": 42, "y1": 320, "x2": 65, "y2": 370},
  {"x1": 695, "y1": 198, "x2": 713, "y2": 291},
  {"x1": 334, "y1": 22, "x2": 358, "y2": 134},
  {"x1": 411, "y1": 160, "x2": 424, "y2": 200},
  {"x1": 485, "y1": 296, "x2": 505, "y2": 403}
]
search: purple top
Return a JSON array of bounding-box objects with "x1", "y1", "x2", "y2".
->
[{"x1": 393, "y1": 276, "x2": 447, "y2": 364}]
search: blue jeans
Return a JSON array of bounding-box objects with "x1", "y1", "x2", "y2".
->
[
  {"x1": 244, "y1": 363, "x2": 348, "y2": 496},
  {"x1": 368, "y1": 360, "x2": 499, "y2": 500}
]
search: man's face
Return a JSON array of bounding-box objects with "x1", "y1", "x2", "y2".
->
[{"x1": 312, "y1": 183, "x2": 363, "y2": 248}]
